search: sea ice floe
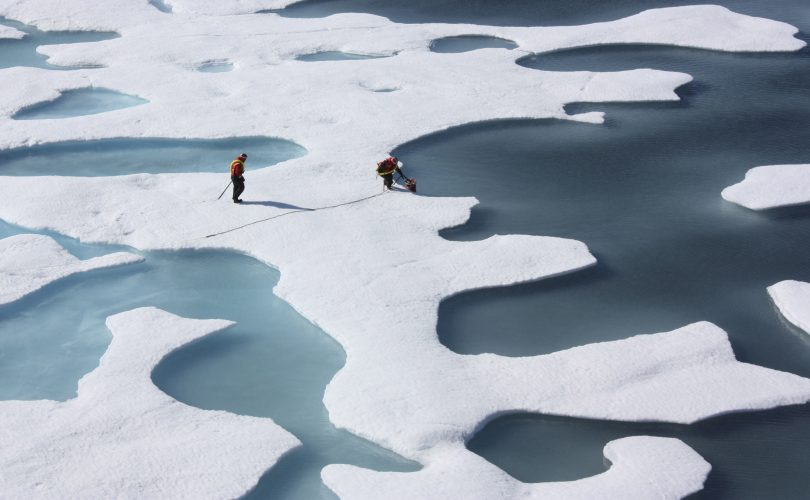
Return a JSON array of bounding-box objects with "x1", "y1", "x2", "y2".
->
[
  {"x1": 323, "y1": 320, "x2": 810, "y2": 457},
  {"x1": 0, "y1": 22, "x2": 25, "y2": 39},
  {"x1": 0, "y1": 5, "x2": 802, "y2": 150},
  {"x1": 324, "y1": 436, "x2": 710, "y2": 500},
  {"x1": 722, "y1": 164, "x2": 810, "y2": 210},
  {"x1": 768, "y1": 280, "x2": 810, "y2": 336},
  {"x1": 0, "y1": 234, "x2": 142, "y2": 305},
  {"x1": 0, "y1": 2, "x2": 807, "y2": 498},
  {"x1": 0, "y1": 307, "x2": 299, "y2": 498}
]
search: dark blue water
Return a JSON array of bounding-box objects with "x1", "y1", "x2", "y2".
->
[
  {"x1": 269, "y1": 0, "x2": 810, "y2": 29},
  {"x1": 13, "y1": 88, "x2": 148, "y2": 120},
  {"x1": 385, "y1": 1, "x2": 810, "y2": 497},
  {"x1": 0, "y1": 220, "x2": 417, "y2": 498},
  {"x1": 0, "y1": 18, "x2": 117, "y2": 70},
  {"x1": 0, "y1": 137, "x2": 306, "y2": 176},
  {"x1": 398, "y1": 46, "x2": 810, "y2": 371},
  {"x1": 469, "y1": 406, "x2": 810, "y2": 499},
  {"x1": 269, "y1": 0, "x2": 661, "y2": 25}
]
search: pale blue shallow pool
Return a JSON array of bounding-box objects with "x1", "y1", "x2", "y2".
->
[
  {"x1": 0, "y1": 137, "x2": 306, "y2": 176},
  {"x1": 12, "y1": 88, "x2": 148, "y2": 120},
  {"x1": 0, "y1": 17, "x2": 117, "y2": 70},
  {"x1": 0, "y1": 220, "x2": 417, "y2": 499}
]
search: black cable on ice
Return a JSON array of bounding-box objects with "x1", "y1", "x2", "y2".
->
[{"x1": 203, "y1": 191, "x2": 386, "y2": 239}]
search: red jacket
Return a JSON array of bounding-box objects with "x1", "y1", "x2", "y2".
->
[
  {"x1": 376, "y1": 158, "x2": 399, "y2": 176},
  {"x1": 230, "y1": 159, "x2": 245, "y2": 177}
]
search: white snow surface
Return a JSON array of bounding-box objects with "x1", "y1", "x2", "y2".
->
[
  {"x1": 324, "y1": 436, "x2": 710, "y2": 500},
  {"x1": 722, "y1": 164, "x2": 810, "y2": 210},
  {"x1": 0, "y1": 307, "x2": 300, "y2": 498},
  {"x1": 768, "y1": 280, "x2": 810, "y2": 336},
  {"x1": 0, "y1": 23, "x2": 24, "y2": 39},
  {"x1": 0, "y1": 2, "x2": 808, "y2": 499},
  {"x1": 0, "y1": 234, "x2": 142, "y2": 305}
]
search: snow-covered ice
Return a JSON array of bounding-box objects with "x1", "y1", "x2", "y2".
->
[
  {"x1": 722, "y1": 164, "x2": 810, "y2": 210},
  {"x1": 0, "y1": 5, "x2": 803, "y2": 146},
  {"x1": 0, "y1": 22, "x2": 25, "y2": 39},
  {"x1": 323, "y1": 319, "x2": 810, "y2": 457},
  {"x1": 0, "y1": 307, "x2": 300, "y2": 498},
  {"x1": 768, "y1": 280, "x2": 810, "y2": 336},
  {"x1": 324, "y1": 436, "x2": 710, "y2": 500},
  {"x1": 0, "y1": 233, "x2": 142, "y2": 305},
  {"x1": 0, "y1": 1, "x2": 808, "y2": 498}
]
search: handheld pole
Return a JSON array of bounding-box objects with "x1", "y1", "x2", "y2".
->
[{"x1": 217, "y1": 180, "x2": 232, "y2": 200}]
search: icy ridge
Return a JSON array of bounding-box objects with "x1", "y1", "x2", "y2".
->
[
  {"x1": 0, "y1": 307, "x2": 300, "y2": 498},
  {"x1": 768, "y1": 280, "x2": 810, "y2": 335},
  {"x1": 722, "y1": 164, "x2": 810, "y2": 210},
  {"x1": 0, "y1": 234, "x2": 143, "y2": 305}
]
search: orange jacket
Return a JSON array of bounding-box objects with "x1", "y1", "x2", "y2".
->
[{"x1": 230, "y1": 159, "x2": 245, "y2": 177}]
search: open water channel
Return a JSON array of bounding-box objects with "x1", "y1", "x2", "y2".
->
[{"x1": 2, "y1": 1, "x2": 810, "y2": 498}]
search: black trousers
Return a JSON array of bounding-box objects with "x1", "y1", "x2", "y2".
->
[
  {"x1": 382, "y1": 173, "x2": 394, "y2": 189},
  {"x1": 232, "y1": 176, "x2": 245, "y2": 200}
]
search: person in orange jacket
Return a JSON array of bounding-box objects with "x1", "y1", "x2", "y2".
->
[{"x1": 230, "y1": 153, "x2": 247, "y2": 203}]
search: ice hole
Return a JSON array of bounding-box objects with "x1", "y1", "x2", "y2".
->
[
  {"x1": 148, "y1": 0, "x2": 173, "y2": 14},
  {"x1": 429, "y1": 35, "x2": 517, "y2": 53},
  {"x1": 359, "y1": 82, "x2": 401, "y2": 93},
  {"x1": 197, "y1": 61, "x2": 234, "y2": 72},
  {"x1": 296, "y1": 51, "x2": 393, "y2": 61}
]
